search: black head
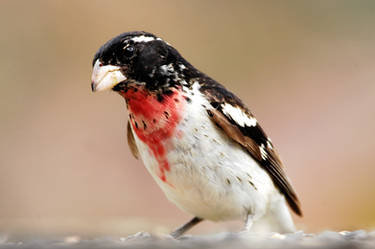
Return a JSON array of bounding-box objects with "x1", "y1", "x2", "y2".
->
[{"x1": 91, "y1": 31, "x2": 199, "y2": 92}]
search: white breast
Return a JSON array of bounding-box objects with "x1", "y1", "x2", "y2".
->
[{"x1": 131, "y1": 83, "x2": 281, "y2": 222}]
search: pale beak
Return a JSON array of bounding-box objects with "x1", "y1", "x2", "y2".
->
[{"x1": 91, "y1": 59, "x2": 127, "y2": 92}]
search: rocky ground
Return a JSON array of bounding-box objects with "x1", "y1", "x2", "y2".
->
[{"x1": 1, "y1": 230, "x2": 375, "y2": 249}]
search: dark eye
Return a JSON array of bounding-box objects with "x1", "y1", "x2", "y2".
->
[{"x1": 124, "y1": 45, "x2": 135, "y2": 58}]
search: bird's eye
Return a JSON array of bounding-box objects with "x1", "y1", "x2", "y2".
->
[{"x1": 124, "y1": 45, "x2": 135, "y2": 58}]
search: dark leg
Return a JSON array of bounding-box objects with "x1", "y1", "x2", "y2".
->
[{"x1": 170, "y1": 216, "x2": 203, "y2": 238}]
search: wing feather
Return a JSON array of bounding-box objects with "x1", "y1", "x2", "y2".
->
[
  {"x1": 200, "y1": 81, "x2": 302, "y2": 216},
  {"x1": 127, "y1": 121, "x2": 139, "y2": 159}
]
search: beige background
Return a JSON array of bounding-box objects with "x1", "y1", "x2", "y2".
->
[{"x1": 1, "y1": 0, "x2": 374, "y2": 236}]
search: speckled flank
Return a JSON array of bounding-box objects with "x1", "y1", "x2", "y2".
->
[{"x1": 133, "y1": 83, "x2": 288, "y2": 228}]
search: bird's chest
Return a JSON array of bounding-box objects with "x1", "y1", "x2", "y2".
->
[
  {"x1": 124, "y1": 85, "x2": 232, "y2": 186},
  {"x1": 120, "y1": 86, "x2": 188, "y2": 182}
]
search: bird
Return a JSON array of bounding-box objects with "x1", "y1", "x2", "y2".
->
[{"x1": 91, "y1": 31, "x2": 302, "y2": 238}]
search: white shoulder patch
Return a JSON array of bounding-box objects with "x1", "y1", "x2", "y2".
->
[{"x1": 221, "y1": 103, "x2": 257, "y2": 127}]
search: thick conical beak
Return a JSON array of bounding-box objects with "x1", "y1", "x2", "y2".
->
[{"x1": 91, "y1": 59, "x2": 127, "y2": 92}]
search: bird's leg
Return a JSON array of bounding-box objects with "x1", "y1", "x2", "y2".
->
[
  {"x1": 170, "y1": 216, "x2": 203, "y2": 238},
  {"x1": 244, "y1": 213, "x2": 254, "y2": 231}
]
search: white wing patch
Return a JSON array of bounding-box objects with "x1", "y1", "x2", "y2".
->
[
  {"x1": 221, "y1": 103, "x2": 257, "y2": 127},
  {"x1": 260, "y1": 144, "x2": 268, "y2": 160}
]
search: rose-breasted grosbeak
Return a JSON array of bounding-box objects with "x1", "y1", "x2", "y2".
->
[{"x1": 91, "y1": 31, "x2": 302, "y2": 237}]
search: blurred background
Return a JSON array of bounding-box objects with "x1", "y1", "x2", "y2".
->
[{"x1": 0, "y1": 0, "x2": 374, "y2": 237}]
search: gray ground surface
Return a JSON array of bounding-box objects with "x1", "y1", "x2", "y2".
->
[{"x1": 1, "y1": 231, "x2": 375, "y2": 249}]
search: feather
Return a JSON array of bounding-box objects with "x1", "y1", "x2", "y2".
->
[
  {"x1": 201, "y1": 82, "x2": 302, "y2": 216},
  {"x1": 127, "y1": 121, "x2": 139, "y2": 159}
]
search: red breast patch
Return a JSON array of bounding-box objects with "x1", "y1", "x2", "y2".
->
[{"x1": 120, "y1": 86, "x2": 186, "y2": 183}]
